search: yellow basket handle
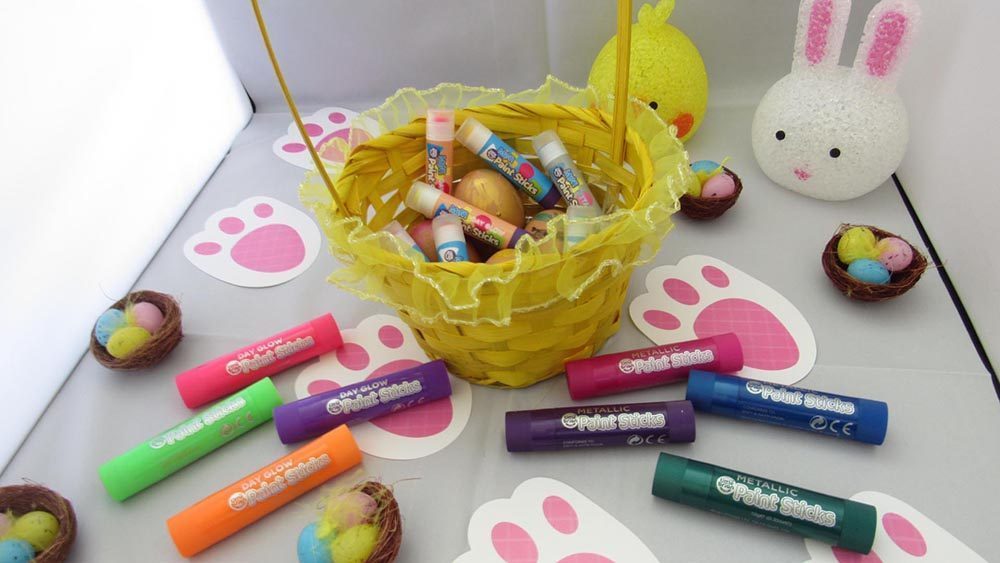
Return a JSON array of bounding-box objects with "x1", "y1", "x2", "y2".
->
[
  {"x1": 251, "y1": 0, "x2": 634, "y2": 205},
  {"x1": 610, "y1": 0, "x2": 632, "y2": 165}
]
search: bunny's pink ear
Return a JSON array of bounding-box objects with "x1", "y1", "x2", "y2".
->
[
  {"x1": 853, "y1": 0, "x2": 922, "y2": 89},
  {"x1": 792, "y1": 0, "x2": 852, "y2": 71}
]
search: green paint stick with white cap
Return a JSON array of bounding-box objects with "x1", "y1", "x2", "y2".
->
[
  {"x1": 99, "y1": 378, "x2": 283, "y2": 501},
  {"x1": 652, "y1": 452, "x2": 877, "y2": 554}
]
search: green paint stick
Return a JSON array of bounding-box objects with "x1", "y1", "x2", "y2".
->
[
  {"x1": 99, "y1": 378, "x2": 284, "y2": 501},
  {"x1": 652, "y1": 452, "x2": 877, "y2": 554}
]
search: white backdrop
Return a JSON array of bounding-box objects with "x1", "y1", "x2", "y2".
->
[{"x1": 0, "y1": 0, "x2": 251, "y2": 468}]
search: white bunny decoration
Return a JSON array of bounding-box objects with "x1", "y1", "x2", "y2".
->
[{"x1": 751, "y1": 0, "x2": 921, "y2": 201}]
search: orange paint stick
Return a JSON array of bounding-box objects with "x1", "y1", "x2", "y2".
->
[{"x1": 166, "y1": 425, "x2": 361, "y2": 557}]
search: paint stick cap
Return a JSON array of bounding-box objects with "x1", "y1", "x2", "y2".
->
[
  {"x1": 652, "y1": 452, "x2": 707, "y2": 506},
  {"x1": 839, "y1": 500, "x2": 878, "y2": 553},
  {"x1": 426, "y1": 108, "x2": 454, "y2": 141},
  {"x1": 311, "y1": 314, "x2": 343, "y2": 351},
  {"x1": 854, "y1": 400, "x2": 889, "y2": 445},
  {"x1": 405, "y1": 181, "x2": 440, "y2": 217},
  {"x1": 456, "y1": 118, "x2": 491, "y2": 152},
  {"x1": 504, "y1": 411, "x2": 533, "y2": 452},
  {"x1": 531, "y1": 130, "x2": 567, "y2": 169},
  {"x1": 665, "y1": 400, "x2": 696, "y2": 443},
  {"x1": 712, "y1": 333, "x2": 744, "y2": 373}
]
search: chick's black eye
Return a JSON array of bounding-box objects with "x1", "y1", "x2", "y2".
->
[
  {"x1": 649, "y1": 101, "x2": 658, "y2": 110},
  {"x1": 775, "y1": 130, "x2": 786, "y2": 141},
  {"x1": 830, "y1": 148, "x2": 841, "y2": 158}
]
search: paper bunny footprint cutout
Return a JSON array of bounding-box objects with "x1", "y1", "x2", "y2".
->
[
  {"x1": 273, "y1": 107, "x2": 378, "y2": 170},
  {"x1": 295, "y1": 315, "x2": 472, "y2": 460},
  {"x1": 455, "y1": 478, "x2": 657, "y2": 563},
  {"x1": 752, "y1": 0, "x2": 921, "y2": 201},
  {"x1": 630, "y1": 255, "x2": 816, "y2": 385},
  {"x1": 183, "y1": 197, "x2": 321, "y2": 287},
  {"x1": 803, "y1": 491, "x2": 986, "y2": 562}
]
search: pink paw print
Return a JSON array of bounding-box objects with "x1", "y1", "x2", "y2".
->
[
  {"x1": 630, "y1": 255, "x2": 816, "y2": 385},
  {"x1": 455, "y1": 478, "x2": 657, "y2": 563},
  {"x1": 295, "y1": 315, "x2": 472, "y2": 460},
  {"x1": 183, "y1": 197, "x2": 320, "y2": 287},
  {"x1": 273, "y1": 107, "x2": 377, "y2": 169},
  {"x1": 803, "y1": 491, "x2": 985, "y2": 562}
]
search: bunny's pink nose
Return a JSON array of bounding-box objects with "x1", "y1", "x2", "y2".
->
[{"x1": 794, "y1": 168, "x2": 811, "y2": 181}]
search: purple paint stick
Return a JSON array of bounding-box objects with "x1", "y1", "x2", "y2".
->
[
  {"x1": 505, "y1": 400, "x2": 695, "y2": 452},
  {"x1": 273, "y1": 360, "x2": 452, "y2": 444}
]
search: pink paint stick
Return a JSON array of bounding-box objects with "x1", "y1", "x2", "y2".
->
[
  {"x1": 565, "y1": 334, "x2": 743, "y2": 400},
  {"x1": 175, "y1": 314, "x2": 342, "y2": 408}
]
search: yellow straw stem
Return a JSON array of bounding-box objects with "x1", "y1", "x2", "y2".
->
[
  {"x1": 251, "y1": 0, "x2": 345, "y2": 211},
  {"x1": 610, "y1": 0, "x2": 632, "y2": 165}
]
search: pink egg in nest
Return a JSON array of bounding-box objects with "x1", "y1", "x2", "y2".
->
[
  {"x1": 701, "y1": 173, "x2": 736, "y2": 199},
  {"x1": 127, "y1": 302, "x2": 166, "y2": 334},
  {"x1": 876, "y1": 237, "x2": 914, "y2": 272}
]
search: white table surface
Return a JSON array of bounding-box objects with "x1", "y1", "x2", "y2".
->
[{"x1": 4, "y1": 105, "x2": 998, "y2": 562}]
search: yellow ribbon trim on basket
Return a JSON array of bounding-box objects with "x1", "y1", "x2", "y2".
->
[{"x1": 300, "y1": 78, "x2": 695, "y2": 329}]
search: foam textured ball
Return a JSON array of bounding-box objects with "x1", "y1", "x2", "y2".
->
[
  {"x1": 9, "y1": 511, "x2": 59, "y2": 552},
  {"x1": 588, "y1": 0, "x2": 708, "y2": 141},
  {"x1": 296, "y1": 522, "x2": 331, "y2": 563},
  {"x1": 0, "y1": 539, "x2": 34, "y2": 563},
  {"x1": 329, "y1": 524, "x2": 378, "y2": 563},
  {"x1": 454, "y1": 170, "x2": 525, "y2": 228},
  {"x1": 106, "y1": 326, "x2": 152, "y2": 359},
  {"x1": 837, "y1": 227, "x2": 879, "y2": 264},
  {"x1": 876, "y1": 237, "x2": 914, "y2": 272},
  {"x1": 751, "y1": 0, "x2": 921, "y2": 201},
  {"x1": 847, "y1": 258, "x2": 891, "y2": 285}
]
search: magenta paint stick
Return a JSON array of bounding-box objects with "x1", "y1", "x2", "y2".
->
[{"x1": 565, "y1": 334, "x2": 743, "y2": 400}]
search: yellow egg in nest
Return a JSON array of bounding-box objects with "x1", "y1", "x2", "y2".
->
[{"x1": 588, "y1": 0, "x2": 708, "y2": 141}]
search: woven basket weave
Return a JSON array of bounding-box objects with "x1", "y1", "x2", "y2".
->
[{"x1": 255, "y1": 1, "x2": 696, "y2": 388}]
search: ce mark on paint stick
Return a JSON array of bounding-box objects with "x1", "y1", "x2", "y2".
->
[
  {"x1": 627, "y1": 434, "x2": 670, "y2": 446},
  {"x1": 809, "y1": 416, "x2": 856, "y2": 436}
]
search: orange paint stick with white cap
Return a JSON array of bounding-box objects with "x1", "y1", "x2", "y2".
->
[{"x1": 166, "y1": 425, "x2": 361, "y2": 557}]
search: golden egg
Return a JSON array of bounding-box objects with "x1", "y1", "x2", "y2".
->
[{"x1": 454, "y1": 170, "x2": 526, "y2": 228}]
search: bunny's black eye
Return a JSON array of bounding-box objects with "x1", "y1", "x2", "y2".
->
[
  {"x1": 649, "y1": 101, "x2": 659, "y2": 110},
  {"x1": 775, "y1": 130, "x2": 786, "y2": 141},
  {"x1": 829, "y1": 148, "x2": 841, "y2": 158}
]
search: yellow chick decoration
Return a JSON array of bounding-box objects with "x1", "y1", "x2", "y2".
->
[{"x1": 588, "y1": 0, "x2": 708, "y2": 141}]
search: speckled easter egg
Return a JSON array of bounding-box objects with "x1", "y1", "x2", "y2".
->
[
  {"x1": 94, "y1": 308, "x2": 127, "y2": 346},
  {"x1": 837, "y1": 227, "x2": 879, "y2": 264},
  {"x1": 454, "y1": 170, "x2": 526, "y2": 228},
  {"x1": 297, "y1": 522, "x2": 331, "y2": 563},
  {"x1": 106, "y1": 326, "x2": 152, "y2": 359},
  {"x1": 0, "y1": 539, "x2": 34, "y2": 563},
  {"x1": 701, "y1": 173, "x2": 736, "y2": 199},
  {"x1": 876, "y1": 237, "x2": 914, "y2": 272},
  {"x1": 847, "y1": 258, "x2": 891, "y2": 285},
  {"x1": 10, "y1": 511, "x2": 59, "y2": 552},
  {"x1": 127, "y1": 302, "x2": 165, "y2": 334},
  {"x1": 329, "y1": 524, "x2": 378, "y2": 563},
  {"x1": 326, "y1": 492, "x2": 377, "y2": 532},
  {"x1": 525, "y1": 209, "x2": 565, "y2": 241}
]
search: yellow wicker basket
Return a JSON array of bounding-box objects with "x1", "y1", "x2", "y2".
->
[{"x1": 253, "y1": 1, "x2": 697, "y2": 388}]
